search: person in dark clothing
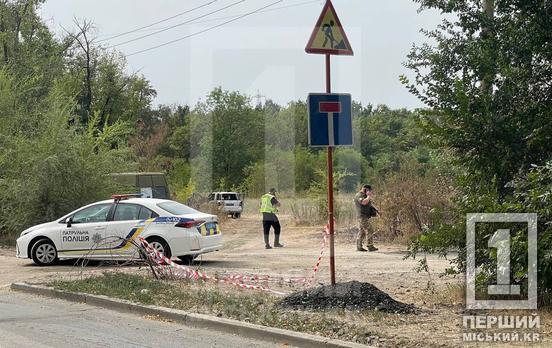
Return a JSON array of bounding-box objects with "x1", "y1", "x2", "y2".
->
[
  {"x1": 260, "y1": 188, "x2": 283, "y2": 249},
  {"x1": 353, "y1": 184, "x2": 380, "y2": 252}
]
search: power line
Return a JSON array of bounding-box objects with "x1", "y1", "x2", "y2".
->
[
  {"x1": 97, "y1": 0, "x2": 218, "y2": 43},
  {"x1": 126, "y1": 0, "x2": 283, "y2": 57},
  {"x1": 257, "y1": 0, "x2": 321, "y2": 14},
  {"x1": 107, "y1": 0, "x2": 247, "y2": 48},
  {"x1": 97, "y1": 0, "x2": 319, "y2": 38},
  {"x1": 175, "y1": 0, "x2": 320, "y2": 25}
]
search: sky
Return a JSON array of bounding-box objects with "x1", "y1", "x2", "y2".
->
[{"x1": 39, "y1": 0, "x2": 444, "y2": 110}]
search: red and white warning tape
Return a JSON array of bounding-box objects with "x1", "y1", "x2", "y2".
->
[
  {"x1": 139, "y1": 220, "x2": 333, "y2": 293},
  {"x1": 197, "y1": 221, "x2": 331, "y2": 287},
  {"x1": 306, "y1": 222, "x2": 331, "y2": 287},
  {"x1": 139, "y1": 237, "x2": 286, "y2": 295}
]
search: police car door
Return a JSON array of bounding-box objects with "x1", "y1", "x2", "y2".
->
[
  {"x1": 59, "y1": 203, "x2": 112, "y2": 256},
  {"x1": 105, "y1": 203, "x2": 158, "y2": 256}
]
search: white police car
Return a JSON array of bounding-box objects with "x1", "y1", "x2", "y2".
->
[{"x1": 16, "y1": 195, "x2": 223, "y2": 266}]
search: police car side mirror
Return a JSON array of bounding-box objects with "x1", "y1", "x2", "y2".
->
[{"x1": 67, "y1": 217, "x2": 73, "y2": 228}]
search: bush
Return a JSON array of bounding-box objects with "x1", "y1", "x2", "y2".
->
[
  {"x1": 505, "y1": 162, "x2": 552, "y2": 305},
  {"x1": 0, "y1": 80, "x2": 134, "y2": 243},
  {"x1": 377, "y1": 156, "x2": 456, "y2": 242},
  {"x1": 408, "y1": 162, "x2": 552, "y2": 306}
]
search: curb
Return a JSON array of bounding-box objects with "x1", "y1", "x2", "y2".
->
[{"x1": 11, "y1": 282, "x2": 370, "y2": 348}]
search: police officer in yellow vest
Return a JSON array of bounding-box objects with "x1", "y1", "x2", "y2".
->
[{"x1": 260, "y1": 188, "x2": 283, "y2": 249}]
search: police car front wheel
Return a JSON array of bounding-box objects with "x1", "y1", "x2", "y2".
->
[{"x1": 31, "y1": 239, "x2": 58, "y2": 266}]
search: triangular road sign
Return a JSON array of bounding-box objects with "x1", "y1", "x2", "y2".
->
[{"x1": 305, "y1": 0, "x2": 353, "y2": 56}]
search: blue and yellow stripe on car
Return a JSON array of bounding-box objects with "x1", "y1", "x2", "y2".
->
[{"x1": 198, "y1": 222, "x2": 220, "y2": 236}]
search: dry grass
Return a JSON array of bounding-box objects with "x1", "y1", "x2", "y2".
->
[
  {"x1": 51, "y1": 272, "x2": 390, "y2": 346},
  {"x1": 244, "y1": 193, "x2": 421, "y2": 243},
  {"x1": 413, "y1": 283, "x2": 466, "y2": 307},
  {"x1": 243, "y1": 195, "x2": 356, "y2": 226},
  {"x1": 240, "y1": 164, "x2": 456, "y2": 244}
]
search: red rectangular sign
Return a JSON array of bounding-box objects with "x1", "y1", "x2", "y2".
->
[{"x1": 319, "y1": 101, "x2": 341, "y2": 113}]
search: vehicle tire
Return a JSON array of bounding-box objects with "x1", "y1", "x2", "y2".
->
[
  {"x1": 146, "y1": 237, "x2": 172, "y2": 260},
  {"x1": 31, "y1": 239, "x2": 58, "y2": 266},
  {"x1": 235, "y1": 213, "x2": 241, "y2": 218},
  {"x1": 177, "y1": 255, "x2": 196, "y2": 265}
]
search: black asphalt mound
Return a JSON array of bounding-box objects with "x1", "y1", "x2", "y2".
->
[{"x1": 280, "y1": 281, "x2": 417, "y2": 314}]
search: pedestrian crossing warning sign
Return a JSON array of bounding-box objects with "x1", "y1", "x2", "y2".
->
[{"x1": 305, "y1": 0, "x2": 353, "y2": 56}]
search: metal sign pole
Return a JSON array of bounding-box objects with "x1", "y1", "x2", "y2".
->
[
  {"x1": 326, "y1": 53, "x2": 336, "y2": 285},
  {"x1": 307, "y1": 0, "x2": 353, "y2": 286}
]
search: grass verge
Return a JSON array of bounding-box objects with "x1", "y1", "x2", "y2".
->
[{"x1": 51, "y1": 272, "x2": 416, "y2": 346}]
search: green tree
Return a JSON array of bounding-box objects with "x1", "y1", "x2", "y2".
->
[
  {"x1": 0, "y1": 76, "x2": 134, "y2": 241},
  {"x1": 294, "y1": 146, "x2": 320, "y2": 193},
  {"x1": 0, "y1": 0, "x2": 65, "y2": 110},
  {"x1": 402, "y1": 0, "x2": 552, "y2": 193},
  {"x1": 64, "y1": 19, "x2": 157, "y2": 126},
  {"x1": 192, "y1": 88, "x2": 263, "y2": 190},
  {"x1": 334, "y1": 148, "x2": 368, "y2": 192},
  {"x1": 403, "y1": 0, "x2": 552, "y2": 303},
  {"x1": 0, "y1": 2, "x2": 146, "y2": 243}
]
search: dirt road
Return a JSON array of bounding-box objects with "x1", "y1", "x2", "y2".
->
[
  {"x1": 198, "y1": 214, "x2": 457, "y2": 301},
  {"x1": 1, "y1": 213, "x2": 454, "y2": 299},
  {"x1": 3, "y1": 213, "x2": 549, "y2": 347}
]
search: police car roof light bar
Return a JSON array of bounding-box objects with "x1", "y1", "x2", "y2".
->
[{"x1": 111, "y1": 193, "x2": 143, "y2": 201}]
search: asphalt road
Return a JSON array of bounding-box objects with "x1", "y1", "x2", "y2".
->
[{"x1": 0, "y1": 290, "x2": 288, "y2": 348}]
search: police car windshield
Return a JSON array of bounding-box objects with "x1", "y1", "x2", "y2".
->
[{"x1": 157, "y1": 201, "x2": 199, "y2": 215}]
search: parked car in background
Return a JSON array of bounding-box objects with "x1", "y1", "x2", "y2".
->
[
  {"x1": 16, "y1": 195, "x2": 222, "y2": 266},
  {"x1": 208, "y1": 192, "x2": 243, "y2": 218},
  {"x1": 111, "y1": 172, "x2": 170, "y2": 199}
]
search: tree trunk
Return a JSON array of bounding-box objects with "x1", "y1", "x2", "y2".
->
[
  {"x1": 0, "y1": 4, "x2": 9, "y2": 63},
  {"x1": 75, "y1": 20, "x2": 94, "y2": 124},
  {"x1": 13, "y1": 0, "x2": 30, "y2": 55},
  {"x1": 479, "y1": 0, "x2": 495, "y2": 92},
  {"x1": 84, "y1": 41, "x2": 92, "y2": 122}
]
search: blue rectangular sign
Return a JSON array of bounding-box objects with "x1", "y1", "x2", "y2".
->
[{"x1": 308, "y1": 93, "x2": 353, "y2": 147}]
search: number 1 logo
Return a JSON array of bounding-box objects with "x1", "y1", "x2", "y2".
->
[
  {"x1": 487, "y1": 229, "x2": 520, "y2": 295},
  {"x1": 466, "y1": 213, "x2": 537, "y2": 310}
]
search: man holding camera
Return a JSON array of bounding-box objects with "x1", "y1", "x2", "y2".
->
[{"x1": 354, "y1": 184, "x2": 380, "y2": 252}]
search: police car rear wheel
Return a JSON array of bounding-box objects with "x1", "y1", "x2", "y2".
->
[
  {"x1": 31, "y1": 239, "x2": 58, "y2": 266},
  {"x1": 146, "y1": 237, "x2": 172, "y2": 260}
]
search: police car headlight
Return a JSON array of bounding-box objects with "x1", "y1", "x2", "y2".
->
[{"x1": 20, "y1": 229, "x2": 32, "y2": 237}]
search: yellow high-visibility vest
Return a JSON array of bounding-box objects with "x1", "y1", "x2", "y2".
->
[{"x1": 260, "y1": 194, "x2": 278, "y2": 213}]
